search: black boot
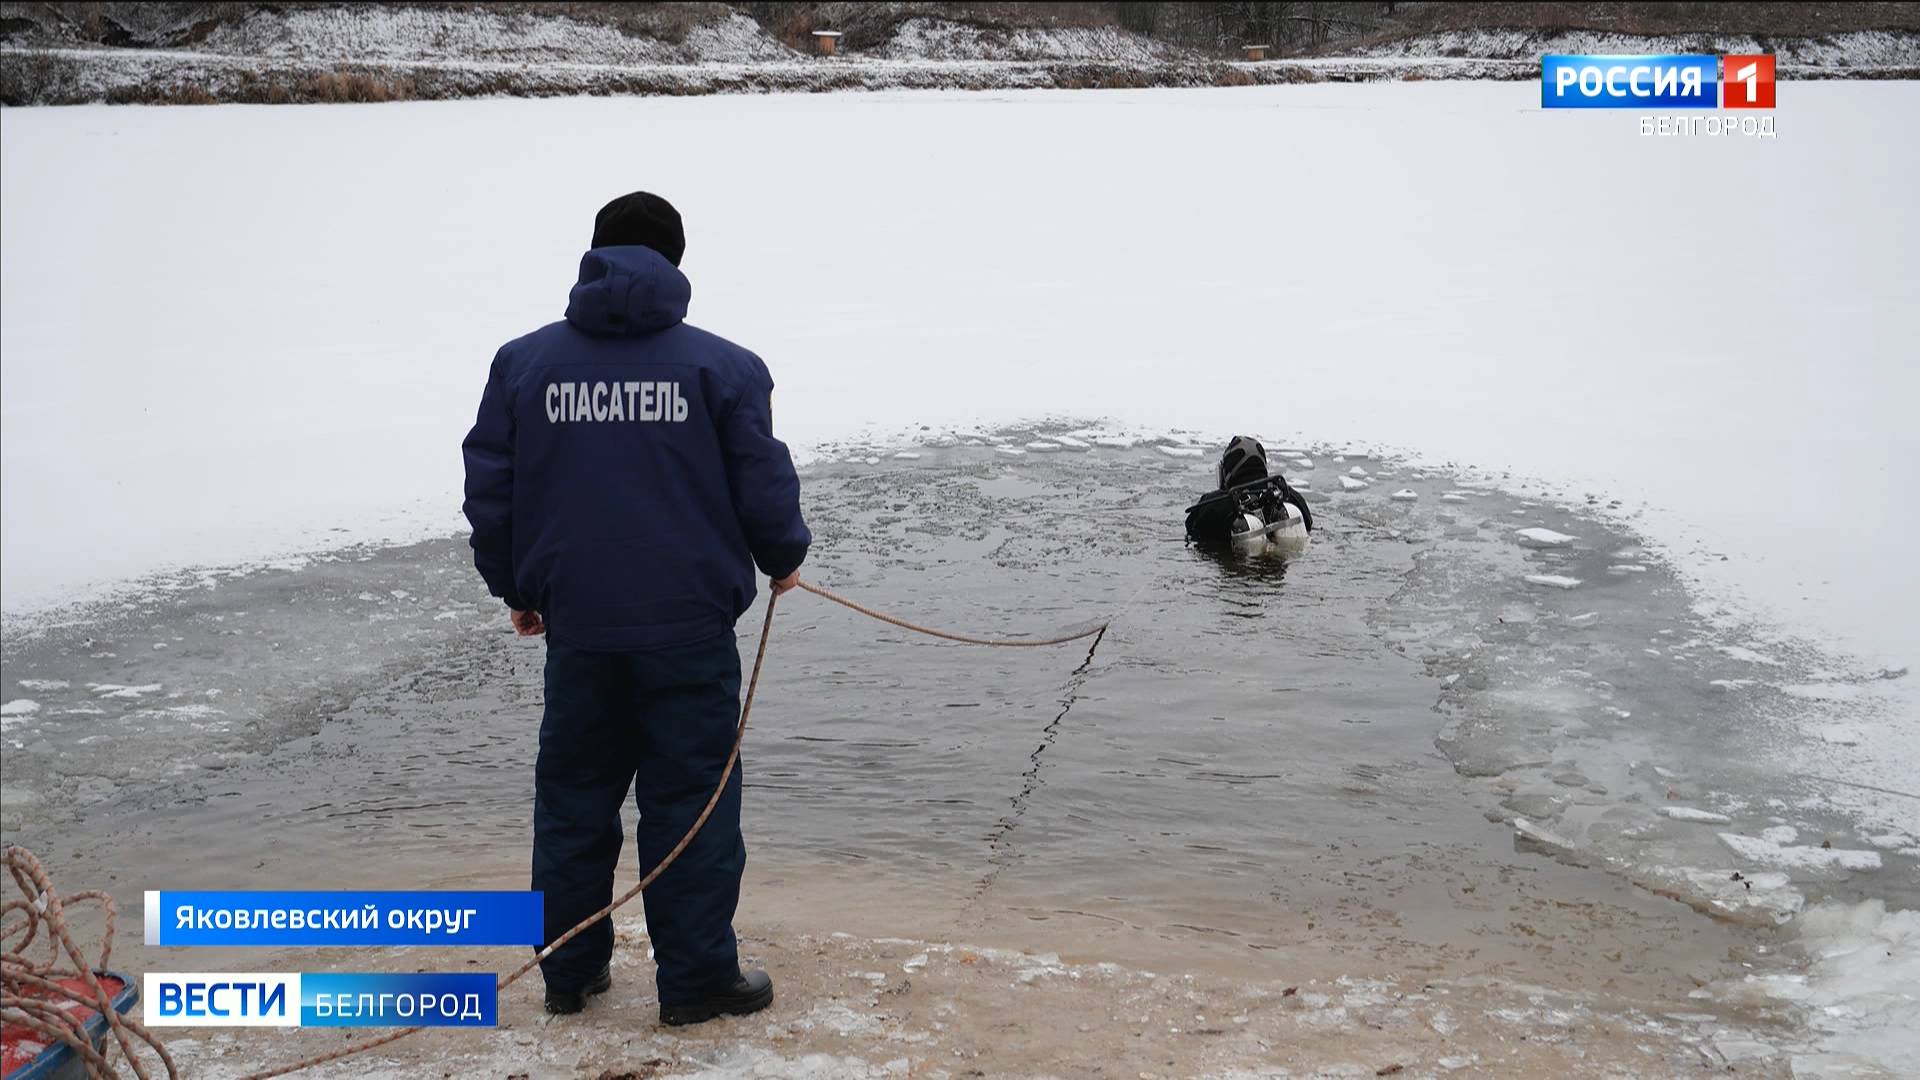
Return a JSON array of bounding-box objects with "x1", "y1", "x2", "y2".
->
[
  {"x1": 544, "y1": 966, "x2": 612, "y2": 1015},
  {"x1": 659, "y1": 968, "x2": 773, "y2": 1026}
]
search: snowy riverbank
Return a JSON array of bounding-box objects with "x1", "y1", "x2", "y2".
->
[{"x1": 2, "y1": 4, "x2": 1915, "y2": 104}]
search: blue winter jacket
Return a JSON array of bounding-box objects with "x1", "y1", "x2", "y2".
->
[{"x1": 461, "y1": 246, "x2": 810, "y2": 652}]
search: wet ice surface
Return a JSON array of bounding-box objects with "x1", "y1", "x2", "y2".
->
[{"x1": 3, "y1": 428, "x2": 1915, "y2": 1076}]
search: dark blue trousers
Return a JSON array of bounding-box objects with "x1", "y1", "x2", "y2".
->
[{"x1": 532, "y1": 632, "x2": 745, "y2": 1006}]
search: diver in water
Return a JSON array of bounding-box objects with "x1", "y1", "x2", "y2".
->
[{"x1": 1184, "y1": 436, "x2": 1314, "y2": 547}]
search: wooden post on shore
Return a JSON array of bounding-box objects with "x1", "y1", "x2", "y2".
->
[
  {"x1": 1242, "y1": 44, "x2": 1268, "y2": 62},
  {"x1": 813, "y1": 30, "x2": 842, "y2": 57}
]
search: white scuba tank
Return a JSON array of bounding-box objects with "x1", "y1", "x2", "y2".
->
[{"x1": 1230, "y1": 503, "x2": 1310, "y2": 559}]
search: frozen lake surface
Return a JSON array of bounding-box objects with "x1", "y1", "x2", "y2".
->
[
  {"x1": 2, "y1": 82, "x2": 1917, "y2": 1075},
  {"x1": 5, "y1": 438, "x2": 1915, "y2": 1075}
]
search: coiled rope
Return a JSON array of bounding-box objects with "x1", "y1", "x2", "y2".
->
[
  {"x1": 2, "y1": 844, "x2": 179, "y2": 1080},
  {"x1": 235, "y1": 577, "x2": 1108, "y2": 1079}
]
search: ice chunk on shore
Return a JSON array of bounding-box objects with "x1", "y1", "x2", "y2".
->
[
  {"x1": 1091, "y1": 435, "x2": 1136, "y2": 449},
  {"x1": 1051, "y1": 435, "x2": 1090, "y2": 450},
  {"x1": 1340, "y1": 476, "x2": 1369, "y2": 491},
  {"x1": 1157, "y1": 446, "x2": 1203, "y2": 458},
  {"x1": 1025, "y1": 441, "x2": 1060, "y2": 452},
  {"x1": 1440, "y1": 492, "x2": 1469, "y2": 503},
  {"x1": 1525, "y1": 574, "x2": 1583, "y2": 590},
  {"x1": 1390, "y1": 489, "x2": 1418, "y2": 501},
  {"x1": 0, "y1": 699, "x2": 41, "y2": 716},
  {"x1": 1515, "y1": 527, "x2": 1578, "y2": 549},
  {"x1": 1719, "y1": 832, "x2": 1882, "y2": 872},
  {"x1": 1608, "y1": 564, "x2": 1648, "y2": 574},
  {"x1": 1659, "y1": 807, "x2": 1733, "y2": 824},
  {"x1": 1287, "y1": 456, "x2": 1314, "y2": 469}
]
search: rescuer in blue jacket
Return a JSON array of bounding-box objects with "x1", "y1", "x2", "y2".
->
[{"x1": 462, "y1": 191, "x2": 808, "y2": 1025}]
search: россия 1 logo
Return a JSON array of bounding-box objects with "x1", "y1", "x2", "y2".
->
[{"x1": 1540, "y1": 54, "x2": 1776, "y2": 109}]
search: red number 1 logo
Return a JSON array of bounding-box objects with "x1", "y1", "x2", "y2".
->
[{"x1": 1722, "y1": 54, "x2": 1776, "y2": 109}]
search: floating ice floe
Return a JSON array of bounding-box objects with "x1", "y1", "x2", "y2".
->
[
  {"x1": 1389, "y1": 489, "x2": 1418, "y2": 501},
  {"x1": 1719, "y1": 832, "x2": 1882, "y2": 872},
  {"x1": 892, "y1": 451, "x2": 921, "y2": 460},
  {"x1": 88, "y1": 683, "x2": 162, "y2": 699},
  {"x1": 1293, "y1": 479, "x2": 1311, "y2": 489},
  {"x1": 1608, "y1": 564, "x2": 1648, "y2": 574},
  {"x1": 1524, "y1": 574, "x2": 1583, "y2": 590},
  {"x1": 1567, "y1": 611, "x2": 1601, "y2": 627},
  {"x1": 1514, "y1": 527, "x2": 1578, "y2": 549},
  {"x1": 1288, "y1": 456, "x2": 1314, "y2": 469},
  {"x1": 1513, "y1": 817, "x2": 1578, "y2": 854},
  {"x1": 1339, "y1": 476, "x2": 1369, "y2": 491},
  {"x1": 1659, "y1": 806, "x2": 1733, "y2": 824},
  {"x1": 1156, "y1": 445, "x2": 1204, "y2": 458},
  {"x1": 1091, "y1": 435, "x2": 1136, "y2": 449},
  {"x1": 994, "y1": 446, "x2": 1026, "y2": 456},
  {"x1": 1347, "y1": 465, "x2": 1369, "y2": 477},
  {"x1": 1655, "y1": 867, "x2": 1802, "y2": 922},
  {"x1": 1440, "y1": 493, "x2": 1468, "y2": 504},
  {"x1": 16, "y1": 679, "x2": 68, "y2": 692},
  {"x1": 1, "y1": 699, "x2": 41, "y2": 716},
  {"x1": 1025, "y1": 441, "x2": 1060, "y2": 452},
  {"x1": 1050, "y1": 435, "x2": 1090, "y2": 450},
  {"x1": 1710, "y1": 678, "x2": 1758, "y2": 691}
]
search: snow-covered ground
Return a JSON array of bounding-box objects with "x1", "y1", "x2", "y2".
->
[
  {"x1": 874, "y1": 17, "x2": 1185, "y2": 63},
  {"x1": 193, "y1": 6, "x2": 793, "y2": 66}
]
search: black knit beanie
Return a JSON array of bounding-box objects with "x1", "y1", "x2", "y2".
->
[{"x1": 592, "y1": 192, "x2": 686, "y2": 266}]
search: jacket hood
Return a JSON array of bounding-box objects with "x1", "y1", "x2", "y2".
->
[
  {"x1": 1219, "y1": 435, "x2": 1269, "y2": 488},
  {"x1": 565, "y1": 246, "x2": 690, "y2": 336}
]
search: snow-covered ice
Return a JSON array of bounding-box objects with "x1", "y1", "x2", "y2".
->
[
  {"x1": 1524, "y1": 574, "x2": 1583, "y2": 590},
  {"x1": 1389, "y1": 488, "x2": 1418, "y2": 501},
  {"x1": 1514, "y1": 527, "x2": 1578, "y2": 549},
  {"x1": 1658, "y1": 806, "x2": 1733, "y2": 824},
  {"x1": 1718, "y1": 832, "x2": 1883, "y2": 873},
  {"x1": 1339, "y1": 476, "x2": 1369, "y2": 491},
  {"x1": 4, "y1": 85, "x2": 1915, "y2": 719}
]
